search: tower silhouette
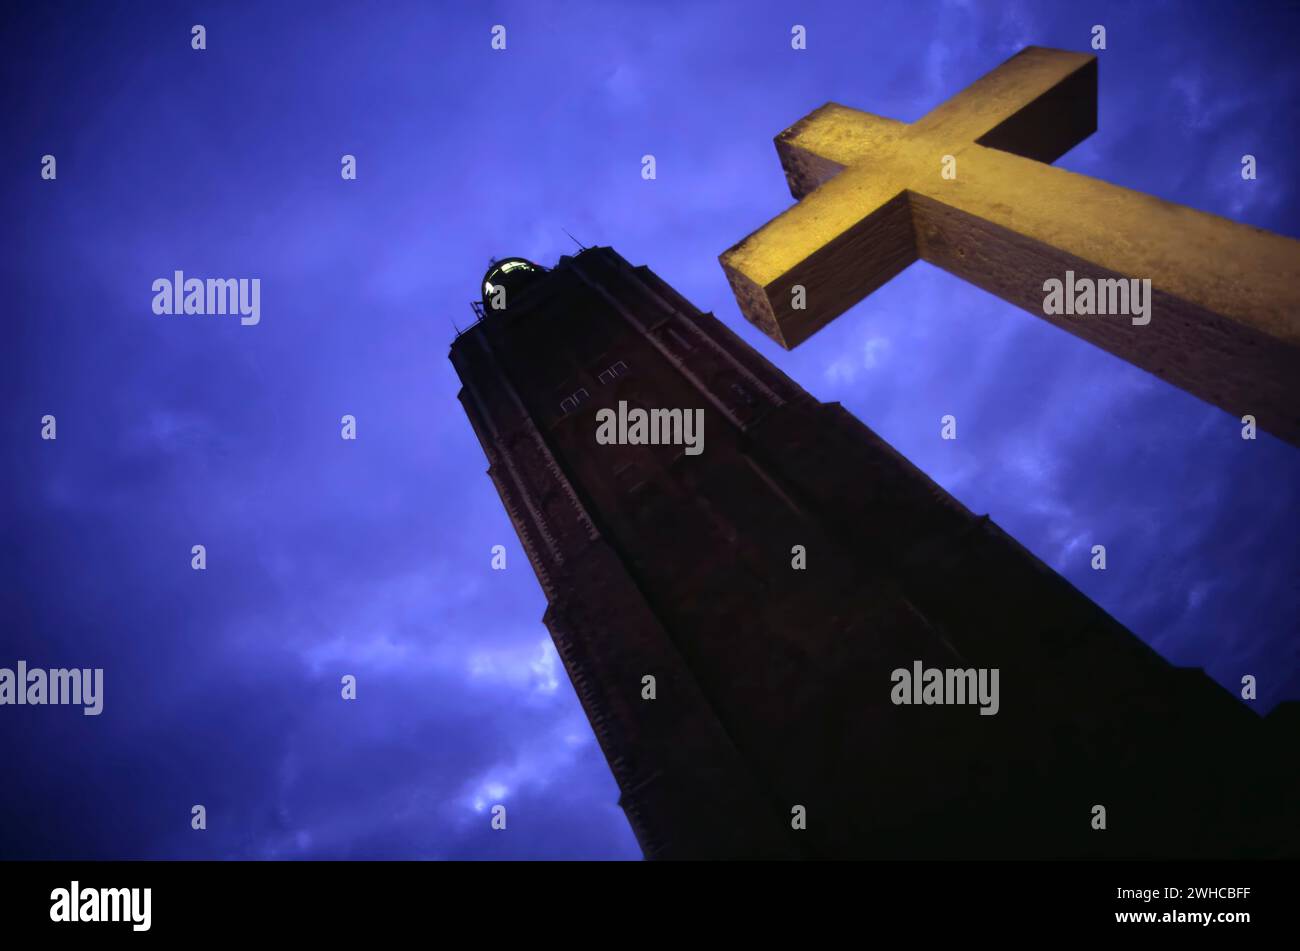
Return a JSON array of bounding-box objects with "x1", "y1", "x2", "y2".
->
[{"x1": 450, "y1": 246, "x2": 1297, "y2": 859}]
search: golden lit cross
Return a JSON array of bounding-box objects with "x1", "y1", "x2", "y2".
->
[{"x1": 719, "y1": 46, "x2": 1300, "y2": 446}]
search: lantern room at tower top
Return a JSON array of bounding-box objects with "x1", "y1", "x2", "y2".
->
[{"x1": 480, "y1": 257, "x2": 546, "y2": 314}]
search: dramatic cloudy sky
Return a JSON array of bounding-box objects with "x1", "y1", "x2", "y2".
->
[{"x1": 2, "y1": 0, "x2": 1296, "y2": 860}]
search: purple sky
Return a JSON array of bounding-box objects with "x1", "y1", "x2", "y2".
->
[{"x1": 2, "y1": 0, "x2": 1297, "y2": 860}]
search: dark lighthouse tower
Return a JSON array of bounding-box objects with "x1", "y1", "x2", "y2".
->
[{"x1": 450, "y1": 247, "x2": 1297, "y2": 860}]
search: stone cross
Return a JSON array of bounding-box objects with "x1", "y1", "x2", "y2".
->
[{"x1": 719, "y1": 46, "x2": 1300, "y2": 446}]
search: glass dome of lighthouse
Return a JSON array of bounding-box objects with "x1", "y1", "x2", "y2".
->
[{"x1": 481, "y1": 257, "x2": 545, "y2": 313}]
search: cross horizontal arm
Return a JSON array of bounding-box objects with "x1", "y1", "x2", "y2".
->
[
  {"x1": 775, "y1": 47, "x2": 1097, "y2": 201},
  {"x1": 911, "y1": 46, "x2": 1096, "y2": 161}
]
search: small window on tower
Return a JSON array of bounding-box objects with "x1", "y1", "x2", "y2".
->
[
  {"x1": 559, "y1": 388, "x2": 591, "y2": 416},
  {"x1": 598, "y1": 361, "x2": 629, "y2": 385}
]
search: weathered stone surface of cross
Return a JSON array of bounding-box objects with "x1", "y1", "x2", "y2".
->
[{"x1": 719, "y1": 46, "x2": 1300, "y2": 446}]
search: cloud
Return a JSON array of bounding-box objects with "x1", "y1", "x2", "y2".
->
[
  {"x1": 3, "y1": 0, "x2": 1296, "y2": 864},
  {"x1": 823, "y1": 334, "x2": 892, "y2": 385}
]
